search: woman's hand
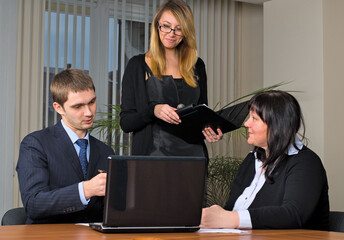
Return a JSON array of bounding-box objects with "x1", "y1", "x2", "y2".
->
[
  {"x1": 200, "y1": 205, "x2": 239, "y2": 229},
  {"x1": 154, "y1": 104, "x2": 181, "y2": 124},
  {"x1": 202, "y1": 127, "x2": 223, "y2": 143}
]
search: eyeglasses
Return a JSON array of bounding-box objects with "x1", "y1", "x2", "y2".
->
[{"x1": 158, "y1": 24, "x2": 183, "y2": 36}]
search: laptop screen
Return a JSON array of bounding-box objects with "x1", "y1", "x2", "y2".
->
[{"x1": 103, "y1": 155, "x2": 206, "y2": 227}]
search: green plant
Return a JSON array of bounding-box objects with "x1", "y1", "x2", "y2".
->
[
  {"x1": 213, "y1": 82, "x2": 288, "y2": 111},
  {"x1": 206, "y1": 156, "x2": 242, "y2": 207},
  {"x1": 90, "y1": 105, "x2": 127, "y2": 151}
]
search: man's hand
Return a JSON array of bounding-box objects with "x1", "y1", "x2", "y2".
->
[{"x1": 83, "y1": 173, "x2": 107, "y2": 200}]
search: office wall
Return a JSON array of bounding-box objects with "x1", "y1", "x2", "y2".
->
[
  {"x1": 264, "y1": 0, "x2": 324, "y2": 157},
  {"x1": 264, "y1": 0, "x2": 344, "y2": 210},
  {"x1": 322, "y1": 0, "x2": 344, "y2": 211},
  {"x1": 234, "y1": 2, "x2": 264, "y2": 157},
  {"x1": 235, "y1": 2, "x2": 263, "y2": 100}
]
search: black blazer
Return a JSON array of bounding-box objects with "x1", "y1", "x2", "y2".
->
[
  {"x1": 16, "y1": 121, "x2": 115, "y2": 224},
  {"x1": 225, "y1": 146, "x2": 329, "y2": 230},
  {"x1": 120, "y1": 54, "x2": 208, "y2": 155}
]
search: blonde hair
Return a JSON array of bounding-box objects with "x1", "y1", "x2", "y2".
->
[{"x1": 147, "y1": 0, "x2": 198, "y2": 87}]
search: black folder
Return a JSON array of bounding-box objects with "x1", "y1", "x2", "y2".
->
[{"x1": 175, "y1": 100, "x2": 249, "y2": 135}]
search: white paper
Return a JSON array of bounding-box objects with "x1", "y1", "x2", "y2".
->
[
  {"x1": 197, "y1": 228, "x2": 245, "y2": 233},
  {"x1": 75, "y1": 223, "x2": 90, "y2": 226}
]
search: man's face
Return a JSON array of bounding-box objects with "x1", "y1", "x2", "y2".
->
[{"x1": 53, "y1": 89, "x2": 96, "y2": 138}]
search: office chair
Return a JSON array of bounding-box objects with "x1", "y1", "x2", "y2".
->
[
  {"x1": 1, "y1": 207, "x2": 27, "y2": 225},
  {"x1": 329, "y1": 211, "x2": 344, "y2": 232}
]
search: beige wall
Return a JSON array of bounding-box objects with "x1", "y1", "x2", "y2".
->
[
  {"x1": 323, "y1": 0, "x2": 344, "y2": 211},
  {"x1": 235, "y1": 2, "x2": 264, "y2": 98},
  {"x1": 235, "y1": 2, "x2": 264, "y2": 156},
  {"x1": 264, "y1": 0, "x2": 344, "y2": 210}
]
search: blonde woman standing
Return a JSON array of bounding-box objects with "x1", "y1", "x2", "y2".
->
[{"x1": 120, "y1": 0, "x2": 223, "y2": 157}]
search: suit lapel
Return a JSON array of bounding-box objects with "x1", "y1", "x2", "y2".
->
[{"x1": 53, "y1": 121, "x2": 85, "y2": 181}]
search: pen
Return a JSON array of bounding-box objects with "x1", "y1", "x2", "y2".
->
[{"x1": 98, "y1": 169, "x2": 106, "y2": 173}]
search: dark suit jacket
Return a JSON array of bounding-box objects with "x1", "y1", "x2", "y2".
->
[
  {"x1": 16, "y1": 121, "x2": 115, "y2": 224},
  {"x1": 224, "y1": 146, "x2": 329, "y2": 230}
]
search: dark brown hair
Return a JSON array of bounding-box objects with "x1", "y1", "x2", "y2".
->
[{"x1": 249, "y1": 90, "x2": 306, "y2": 182}]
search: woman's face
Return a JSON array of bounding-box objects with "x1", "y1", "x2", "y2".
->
[
  {"x1": 244, "y1": 110, "x2": 268, "y2": 151},
  {"x1": 158, "y1": 10, "x2": 183, "y2": 50}
]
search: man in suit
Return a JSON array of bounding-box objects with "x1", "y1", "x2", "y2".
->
[{"x1": 16, "y1": 69, "x2": 115, "y2": 224}]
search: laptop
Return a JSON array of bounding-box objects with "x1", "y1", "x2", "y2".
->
[{"x1": 89, "y1": 155, "x2": 206, "y2": 233}]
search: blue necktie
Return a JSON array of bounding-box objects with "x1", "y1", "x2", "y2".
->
[{"x1": 76, "y1": 139, "x2": 88, "y2": 179}]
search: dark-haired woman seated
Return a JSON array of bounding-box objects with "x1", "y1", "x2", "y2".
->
[{"x1": 201, "y1": 90, "x2": 329, "y2": 230}]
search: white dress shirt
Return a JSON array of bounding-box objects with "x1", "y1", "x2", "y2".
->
[{"x1": 61, "y1": 120, "x2": 90, "y2": 206}]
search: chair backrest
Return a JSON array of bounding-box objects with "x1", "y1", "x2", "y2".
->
[
  {"x1": 329, "y1": 211, "x2": 344, "y2": 232},
  {"x1": 1, "y1": 207, "x2": 27, "y2": 225}
]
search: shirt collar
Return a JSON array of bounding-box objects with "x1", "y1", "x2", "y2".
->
[
  {"x1": 253, "y1": 135, "x2": 303, "y2": 158},
  {"x1": 287, "y1": 136, "x2": 303, "y2": 155},
  {"x1": 61, "y1": 119, "x2": 90, "y2": 143}
]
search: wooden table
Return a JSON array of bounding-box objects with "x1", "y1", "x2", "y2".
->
[{"x1": 0, "y1": 224, "x2": 344, "y2": 240}]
